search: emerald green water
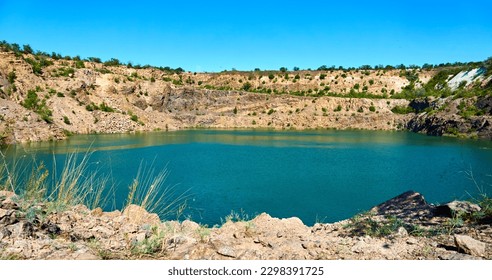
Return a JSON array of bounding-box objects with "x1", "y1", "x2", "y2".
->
[{"x1": 3, "y1": 129, "x2": 492, "y2": 226}]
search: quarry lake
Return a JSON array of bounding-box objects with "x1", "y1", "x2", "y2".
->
[{"x1": 4, "y1": 129, "x2": 492, "y2": 226}]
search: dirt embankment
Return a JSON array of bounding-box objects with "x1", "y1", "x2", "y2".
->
[
  {"x1": 1, "y1": 50, "x2": 491, "y2": 144},
  {"x1": 0, "y1": 51, "x2": 416, "y2": 144}
]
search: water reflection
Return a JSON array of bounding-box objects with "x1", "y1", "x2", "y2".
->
[
  {"x1": 6, "y1": 129, "x2": 490, "y2": 156},
  {"x1": 3, "y1": 129, "x2": 492, "y2": 226}
]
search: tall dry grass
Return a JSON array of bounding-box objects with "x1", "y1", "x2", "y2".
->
[
  {"x1": 125, "y1": 161, "x2": 189, "y2": 220},
  {"x1": 1, "y1": 148, "x2": 188, "y2": 221}
]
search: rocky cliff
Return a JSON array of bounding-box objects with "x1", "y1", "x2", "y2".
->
[{"x1": 2, "y1": 50, "x2": 490, "y2": 144}]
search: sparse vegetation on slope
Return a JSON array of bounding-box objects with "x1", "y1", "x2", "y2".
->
[{"x1": 0, "y1": 40, "x2": 491, "y2": 143}]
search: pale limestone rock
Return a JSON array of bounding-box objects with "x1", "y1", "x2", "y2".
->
[
  {"x1": 122, "y1": 204, "x2": 161, "y2": 226},
  {"x1": 217, "y1": 246, "x2": 237, "y2": 258},
  {"x1": 454, "y1": 234, "x2": 486, "y2": 257}
]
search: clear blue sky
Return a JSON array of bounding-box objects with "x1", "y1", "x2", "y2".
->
[{"x1": 0, "y1": 0, "x2": 491, "y2": 72}]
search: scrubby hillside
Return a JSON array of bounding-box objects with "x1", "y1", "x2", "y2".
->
[{"x1": 0, "y1": 41, "x2": 491, "y2": 144}]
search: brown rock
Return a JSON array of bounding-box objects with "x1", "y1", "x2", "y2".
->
[
  {"x1": 73, "y1": 252, "x2": 100, "y2": 260},
  {"x1": 0, "y1": 190, "x2": 16, "y2": 200},
  {"x1": 435, "y1": 201, "x2": 481, "y2": 217},
  {"x1": 122, "y1": 204, "x2": 161, "y2": 226},
  {"x1": 371, "y1": 191, "x2": 433, "y2": 222},
  {"x1": 0, "y1": 208, "x2": 8, "y2": 219},
  {"x1": 91, "y1": 226, "x2": 115, "y2": 238},
  {"x1": 181, "y1": 220, "x2": 200, "y2": 232},
  {"x1": 454, "y1": 234, "x2": 486, "y2": 257},
  {"x1": 101, "y1": 210, "x2": 122, "y2": 220},
  {"x1": 440, "y1": 253, "x2": 483, "y2": 260},
  {"x1": 91, "y1": 207, "x2": 103, "y2": 217},
  {"x1": 217, "y1": 246, "x2": 237, "y2": 258}
]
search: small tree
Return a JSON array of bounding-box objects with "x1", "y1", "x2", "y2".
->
[
  {"x1": 104, "y1": 58, "x2": 121, "y2": 66},
  {"x1": 22, "y1": 44, "x2": 33, "y2": 54}
]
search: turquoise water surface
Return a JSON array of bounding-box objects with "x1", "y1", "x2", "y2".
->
[{"x1": 3, "y1": 129, "x2": 492, "y2": 226}]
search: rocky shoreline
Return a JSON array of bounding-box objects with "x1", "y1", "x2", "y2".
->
[{"x1": 1, "y1": 190, "x2": 490, "y2": 260}]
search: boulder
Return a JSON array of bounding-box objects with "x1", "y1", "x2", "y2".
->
[
  {"x1": 434, "y1": 201, "x2": 481, "y2": 217},
  {"x1": 370, "y1": 191, "x2": 433, "y2": 222},
  {"x1": 217, "y1": 246, "x2": 237, "y2": 258},
  {"x1": 454, "y1": 234, "x2": 486, "y2": 257},
  {"x1": 0, "y1": 191, "x2": 19, "y2": 210},
  {"x1": 251, "y1": 213, "x2": 309, "y2": 237},
  {"x1": 41, "y1": 223, "x2": 61, "y2": 235},
  {"x1": 181, "y1": 220, "x2": 200, "y2": 233},
  {"x1": 91, "y1": 207, "x2": 103, "y2": 217},
  {"x1": 0, "y1": 190, "x2": 16, "y2": 200},
  {"x1": 101, "y1": 210, "x2": 121, "y2": 220},
  {"x1": 122, "y1": 204, "x2": 161, "y2": 226}
]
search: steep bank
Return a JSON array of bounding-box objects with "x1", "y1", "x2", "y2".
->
[
  {"x1": 1, "y1": 49, "x2": 491, "y2": 144},
  {"x1": 406, "y1": 95, "x2": 492, "y2": 139},
  {"x1": 1, "y1": 190, "x2": 490, "y2": 260}
]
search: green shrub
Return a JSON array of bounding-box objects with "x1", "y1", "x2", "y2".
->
[
  {"x1": 22, "y1": 90, "x2": 40, "y2": 110},
  {"x1": 7, "y1": 71, "x2": 16, "y2": 84},
  {"x1": 369, "y1": 105, "x2": 376, "y2": 112},
  {"x1": 74, "y1": 60, "x2": 85, "y2": 69},
  {"x1": 458, "y1": 101, "x2": 484, "y2": 119},
  {"x1": 63, "y1": 116, "x2": 71, "y2": 125},
  {"x1": 99, "y1": 102, "x2": 115, "y2": 112},
  {"x1": 391, "y1": 105, "x2": 415, "y2": 114},
  {"x1": 85, "y1": 103, "x2": 99, "y2": 111},
  {"x1": 242, "y1": 82, "x2": 252, "y2": 91},
  {"x1": 53, "y1": 67, "x2": 75, "y2": 77},
  {"x1": 103, "y1": 58, "x2": 121, "y2": 66},
  {"x1": 334, "y1": 105, "x2": 342, "y2": 112},
  {"x1": 24, "y1": 56, "x2": 53, "y2": 75},
  {"x1": 22, "y1": 90, "x2": 53, "y2": 123}
]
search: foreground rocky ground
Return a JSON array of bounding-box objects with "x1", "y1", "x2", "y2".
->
[{"x1": 1, "y1": 190, "x2": 490, "y2": 260}]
